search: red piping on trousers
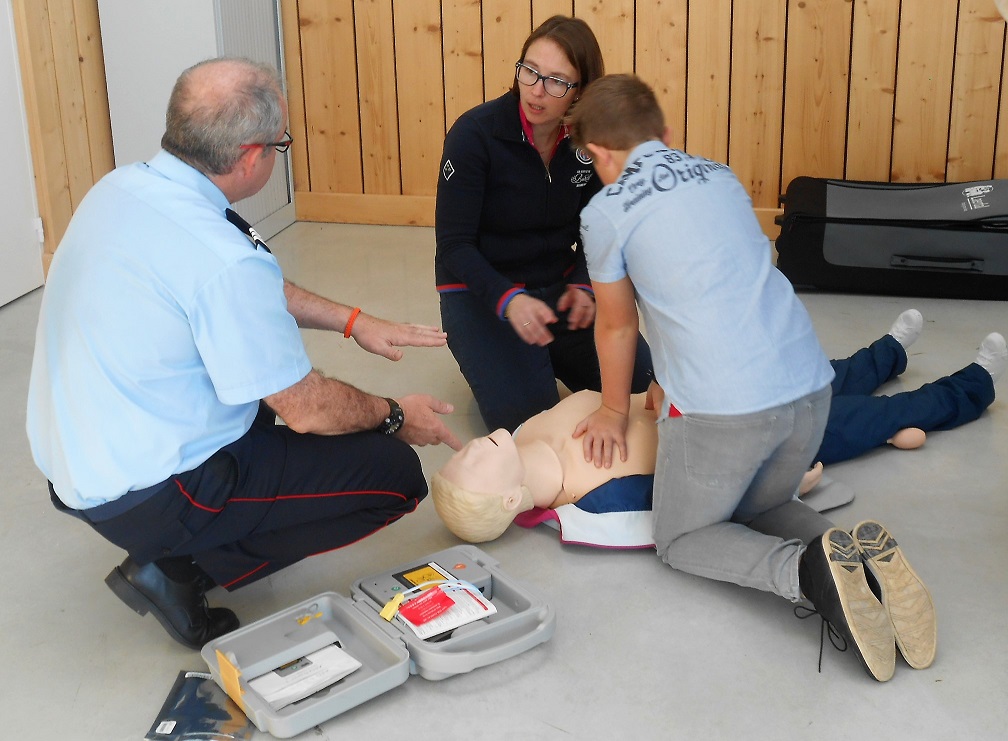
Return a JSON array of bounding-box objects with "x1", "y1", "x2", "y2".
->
[{"x1": 172, "y1": 477, "x2": 410, "y2": 513}]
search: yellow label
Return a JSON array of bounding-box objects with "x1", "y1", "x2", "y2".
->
[
  {"x1": 216, "y1": 649, "x2": 246, "y2": 712},
  {"x1": 399, "y1": 565, "x2": 446, "y2": 588}
]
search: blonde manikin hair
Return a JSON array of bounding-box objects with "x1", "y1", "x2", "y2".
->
[{"x1": 430, "y1": 472, "x2": 534, "y2": 543}]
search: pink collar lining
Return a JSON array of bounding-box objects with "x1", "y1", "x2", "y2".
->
[{"x1": 518, "y1": 103, "x2": 569, "y2": 162}]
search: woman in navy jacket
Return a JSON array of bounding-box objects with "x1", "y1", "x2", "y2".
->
[{"x1": 435, "y1": 16, "x2": 652, "y2": 432}]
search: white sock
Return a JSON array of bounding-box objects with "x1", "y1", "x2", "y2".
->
[
  {"x1": 888, "y1": 309, "x2": 923, "y2": 349},
  {"x1": 976, "y1": 332, "x2": 1007, "y2": 382}
]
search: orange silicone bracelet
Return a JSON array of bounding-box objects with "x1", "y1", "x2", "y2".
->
[{"x1": 344, "y1": 306, "x2": 362, "y2": 338}]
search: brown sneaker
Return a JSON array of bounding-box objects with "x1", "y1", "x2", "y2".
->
[{"x1": 852, "y1": 520, "x2": 937, "y2": 669}]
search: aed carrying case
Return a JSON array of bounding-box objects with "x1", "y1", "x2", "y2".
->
[
  {"x1": 774, "y1": 177, "x2": 1008, "y2": 300},
  {"x1": 200, "y1": 545, "x2": 555, "y2": 738}
]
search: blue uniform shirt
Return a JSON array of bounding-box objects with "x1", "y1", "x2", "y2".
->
[
  {"x1": 27, "y1": 151, "x2": 312, "y2": 509},
  {"x1": 579, "y1": 140, "x2": 834, "y2": 416}
]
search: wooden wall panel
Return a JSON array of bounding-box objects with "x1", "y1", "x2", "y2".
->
[
  {"x1": 281, "y1": 1, "x2": 1008, "y2": 232},
  {"x1": 393, "y1": 0, "x2": 444, "y2": 196},
  {"x1": 729, "y1": 0, "x2": 787, "y2": 209},
  {"x1": 73, "y1": 0, "x2": 114, "y2": 184},
  {"x1": 13, "y1": 0, "x2": 113, "y2": 268},
  {"x1": 14, "y1": 0, "x2": 72, "y2": 258},
  {"x1": 299, "y1": 0, "x2": 363, "y2": 193},
  {"x1": 947, "y1": 0, "x2": 1005, "y2": 182},
  {"x1": 891, "y1": 2, "x2": 958, "y2": 182},
  {"x1": 846, "y1": 0, "x2": 899, "y2": 181},
  {"x1": 635, "y1": 0, "x2": 687, "y2": 150},
  {"x1": 48, "y1": 1, "x2": 93, "y2": 209},
  {"x1": 534, "y1": 0, "x2": 574, "y2": 28},
  {"x1": 577, "y1": 0, "x2": 635, "y2": 74},
  {"x1": 685, "y1": 0, "x2": 731, "y2": 162},
  {"x1": 356, "y1": 0, "x2": 400, "y2": 194},
  {"x1": 482, "y1": 0, "x2": 531, "y2": 97},
  {"x1": 442, "y1": 0, "x2": 485, "y2": 131},
  {"x1": 781, "y1": 0, "x2": 853, "y2": 188},
  {"x1": 17, "y1": 0, "x2": 1008, "y2": 252}
]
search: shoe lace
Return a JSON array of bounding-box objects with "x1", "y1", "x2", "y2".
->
[{"x1": 794, "y1": 605, "x2": 848, "y2": 673}]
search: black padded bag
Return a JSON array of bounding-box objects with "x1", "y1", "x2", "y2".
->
[{"x1": 775, "y1": 177, "x2": 1008, "y2": 300}]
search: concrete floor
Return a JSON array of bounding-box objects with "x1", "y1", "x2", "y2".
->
[{"x1": 2, "y1": 222, "x2": 1006, "y2": 740}]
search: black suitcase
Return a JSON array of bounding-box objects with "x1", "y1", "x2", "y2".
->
[{"x1": 775, "y1": 177, "x2": 1008, "y2": 300}]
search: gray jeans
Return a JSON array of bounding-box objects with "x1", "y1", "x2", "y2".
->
[{"x1": 652, "y1": 386, "x2": 832, "y2": 601}]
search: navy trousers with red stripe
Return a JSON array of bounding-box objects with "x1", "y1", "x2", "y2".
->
[{"x1": 78, "y1": 406, "x2": 427, "y2": 590}]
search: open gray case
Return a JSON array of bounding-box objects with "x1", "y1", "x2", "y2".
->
[{"x1": 201, "y1": 545, "x2": 555, "y2": 738}]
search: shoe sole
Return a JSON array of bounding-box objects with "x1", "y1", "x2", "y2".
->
[
  {"x1": 853, "y1": 520, "x2": 937, "y2": 669},
  {"x1": 822, "y1": 529, "x2": 896, "y2": 681},
  {"x1": 105, "y1": 566, "x2": 200, "y2": 649}
]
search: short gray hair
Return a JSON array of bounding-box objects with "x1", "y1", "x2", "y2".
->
[{"x1": 161, "y1": 57, "x2": 284, "y2": 175}]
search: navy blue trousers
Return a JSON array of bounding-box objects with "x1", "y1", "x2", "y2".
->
[
  {"x1": 53, "y1": 405, "x2": 427, "y2": 590},
  {"x1": 441, "y1": 286, "x2": 653, "y2": 432},
  {"x1": 819, "y1": 335, "x2": 995, "y2": 464}
]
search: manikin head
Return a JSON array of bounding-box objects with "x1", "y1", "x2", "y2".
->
[{"x1": 431, "y1": 429, "x2": 534, "y2": 543}]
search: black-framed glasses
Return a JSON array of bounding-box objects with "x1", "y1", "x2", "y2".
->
[
  {"x1": 240, "y1": 129, "x2": 293, "y2": 154},
  {"x1": 515, "y1": 62, "x2": 579, "y2": 98}
]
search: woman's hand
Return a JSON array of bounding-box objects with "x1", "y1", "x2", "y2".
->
[
  {"x1": 506, "y1": 293, "x2": 558, "y2": 346},
  {"x1": 573, "y1": 404, "x2": 630, "y2": 468},
  {"x1": 557, "y1": 286, "x2": 596, "y2": 330}
]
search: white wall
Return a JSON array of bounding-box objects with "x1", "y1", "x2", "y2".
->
[
  {"x1": 98, "y1": 0, "x2": 293, "y2": 235},
  {"x1": 0, "y1": 0, "x2": 43, "y2": 307},
  {"x1": 97, "y1": 0, "x2": 219, "y2": 166}
]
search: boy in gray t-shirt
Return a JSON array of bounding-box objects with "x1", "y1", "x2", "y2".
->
[{"x1": 567, "y1": 74, "x2": 936, "y2": 682}]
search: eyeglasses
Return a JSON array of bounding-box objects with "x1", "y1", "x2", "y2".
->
[
  {"x1": 515, "y1": 62, "x2": 579, "y2": 98},
  {"x1": 240, "y1": 130, "x2": 293, "y2": 154}
]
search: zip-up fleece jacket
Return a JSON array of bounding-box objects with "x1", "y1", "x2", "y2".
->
[{"x1": 435, "y1": 92, "x2": 602, "y2": 319}]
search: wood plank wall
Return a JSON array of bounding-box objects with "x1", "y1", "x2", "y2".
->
[
  {"x1": 15, "y1": 0, "x2": 1008, "y2": 261},
  {"x1": 284, "y1": 0, "x2": 1008, "y2": 237},
  {"x1": 12, "y1": 0, "x2": 114, "y2": 274}
]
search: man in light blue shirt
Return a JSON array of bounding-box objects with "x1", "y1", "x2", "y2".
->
[{"x1": 26, "y1": 58, "x2": 462, "y2": 649}]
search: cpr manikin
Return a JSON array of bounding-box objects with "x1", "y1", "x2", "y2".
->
[
  {"x1": 432, "y1": 388, "x2": 827, "y2": 543},
  {"x1": 432, "y1": 390, "x2": 660, "y2": 542}
]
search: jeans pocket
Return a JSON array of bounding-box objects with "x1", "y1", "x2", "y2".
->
[{"x1": 682, "y1": 414, "x2": 774, "y2": 489}]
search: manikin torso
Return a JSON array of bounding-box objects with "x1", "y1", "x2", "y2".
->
[{"x1": 515, "y1": 390, "x2": 657, "y2": 507}]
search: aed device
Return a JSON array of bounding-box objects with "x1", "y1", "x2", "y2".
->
[{"x1": 201, "y1": 546, "x2": 555, "y2": 738}]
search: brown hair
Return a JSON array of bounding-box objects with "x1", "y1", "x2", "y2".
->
[
  {"x1": 568, "y1": 74, "x2": 665, "y2": 151},
  {"x1": 509, "y1": 15, "x2": 604, "y2": 97}
]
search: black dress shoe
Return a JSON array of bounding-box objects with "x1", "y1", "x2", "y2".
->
[{"x1": 105, "y1": 557, "x2": 239, "y2": 649}]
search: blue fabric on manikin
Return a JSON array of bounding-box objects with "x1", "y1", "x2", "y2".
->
[
  {"x1": 512, "y1": 473, "x2": 854, "y2": 549},
  {"x1": 514, "y1": 475, "x2": 655, "y2": 549}
]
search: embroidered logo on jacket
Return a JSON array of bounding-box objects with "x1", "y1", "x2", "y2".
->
[
  {"x1": 442, "y1": 160, "x2": 455, "y2": 180},
  {"x1": 571, "y1": 169, "x2": 593, "y2": 187}
]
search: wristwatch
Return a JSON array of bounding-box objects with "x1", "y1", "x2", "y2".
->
[{"x1": 375, "y1": 397, "x2": 404, "y2": 435}]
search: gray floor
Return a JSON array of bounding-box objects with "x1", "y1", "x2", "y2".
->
[{"x1": 3, "y1": 222, "x2": 1006, "y2": 740}]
